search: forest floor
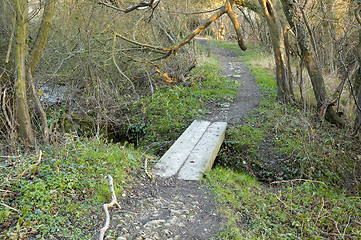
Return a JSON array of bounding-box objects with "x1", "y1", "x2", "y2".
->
[{"x1": 101, "y1": 39, "x2": 262, "y2": 240}]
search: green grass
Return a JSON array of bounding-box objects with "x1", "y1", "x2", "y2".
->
[
  {"x1": 206, "y1": 167, "x2": 361, "y2": 239},
  {"x1": 131, "y1": 57, "x2": 240, "y2": 154},
  {"x1": 216, "y1": 44, "x2": 361, "y2": 189},
  {"x1": 205, "y1": 41, "x2": 361, "y2": 239},
  {"x1": 0, "y1": 49, "x2": 242, "y2": 238},
  {"x1": 210, "y1": 39, "x2": 244, "y2": 52},
  {"x1": 0, "y1": 137, "x2": 145, "y2": 239}
]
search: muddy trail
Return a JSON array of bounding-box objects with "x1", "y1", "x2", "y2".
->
[{"x1": 99, "y1": 40, "x2": 262, "y2": 240}]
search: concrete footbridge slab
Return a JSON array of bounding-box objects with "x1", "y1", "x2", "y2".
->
[{"x1": 154, "y1": 120, "x2": 227, "y2": 180}]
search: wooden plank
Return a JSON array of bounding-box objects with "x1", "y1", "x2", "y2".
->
[
  {"x1": 154, "y1": 120, "x2": 211, "y2": 178},
  {"x1": 178, "y1": 122, "x2": 227, "y2": 180}
]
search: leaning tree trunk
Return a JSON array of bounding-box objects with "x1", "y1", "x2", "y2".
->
[
  {"x1": 258, "y1": 0, "x2": 292, "y2": 103},
  {"x1": 280, "y1": 0, "x2": 342, "y2": 125},
  {"x1": 28, "y1": 0, "x2": 56, "y2": 143},
  {"x1": 353, "y1": 5, "x2": 361, "y2": 133},
  {"x1": 14, "y1": 0, "x2": 36, "y2": 145}
]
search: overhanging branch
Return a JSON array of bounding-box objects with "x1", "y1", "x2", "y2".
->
[{"x1": 98, "y1": 0, "x2": 159, "y2": 13}]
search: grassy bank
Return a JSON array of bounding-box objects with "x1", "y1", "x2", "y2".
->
[
  {"x1": 130, "y1": 56, "x2": 239, "y2": 154},
  {"x1": 0, "y1": 138, "x2": 145, "y2": 238},
  {"x1": 0, "y1": 51, "x2": 239, "y2": 238},
  {"x1": 206, "y1": 42, "x2": 361, "y2": 239}
]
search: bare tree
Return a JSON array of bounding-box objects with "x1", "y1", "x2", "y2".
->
[
  {"x1": 10, "y1": 0, "x2": 56, "y2": 145},
  {"x1": 280, "y1": 0, "x2": 342, "y2": 125},
  {"x1": 258, "y1": 0, "x2": 293, "y2": 103}
]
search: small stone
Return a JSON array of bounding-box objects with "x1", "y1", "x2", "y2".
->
[
  {"x1": 144, "y1": 219, "x2": 166, "y2": 228},
  {"x1": 170, "y1": 209, "x2": 182, "y2": 216},
  {"x1": 163, "y1": 229, "x2": 173, "y2": 236}
]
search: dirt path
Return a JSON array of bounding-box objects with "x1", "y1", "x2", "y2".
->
[
  {"x1": 101, "y1": 40, "x2": 262, "y2": 240},
  {"x1": 197, "y1": 38, "x2": 262, "y2": 123}
]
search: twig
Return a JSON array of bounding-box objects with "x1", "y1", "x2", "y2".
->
[
  {"x1": 5, "y1": 17, "x2": 15, "y2": 63},
  {"x1": 113, "y1": 31, "x2": 172, "y2": 52},
  {"x1": 15, "y1": 151, "x2": 42, "y2": 180},
  {"x1": 98, "y1": 0, "x2": 159, "y2": 13},
  {"x1": 160, "y1": 6, "x2": 223, "y2": 15},
  {"x1": 27, "y1": 70, "x2": 49, "y2": 143},
  {"x1": 0, "y1": 202, "x2": 19, "y2": 213},
  {"x1": 271, "y1": 179, "x2": 328, "y2": 188},
  {"x1": 1, "y1": 88, "x2": 13, "y2": 130},
  {"x1": 0, "y1": 155, "x2": 21, "y2": 158},
  {"x1": 145, "y1": 157, "x2": 154, "y2": 181},
  {"x1": 112, "y1": 34, "x2": 137, "y2": 94},
  {"x1": 99, "y1": 174, "x2": 121, "y2": 240},
  {"x1": 0, "y1": 189, "x2": 15, "y2": 193}
]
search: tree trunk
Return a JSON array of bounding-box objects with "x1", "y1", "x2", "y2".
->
[
  {"x1": 353, "y1": 5, "x2": 361, "y2": 133},
  {"x1": 258, "y1": 0, "x2": 292, "y2": 103},
  {"x1": 14, "y1": 0, "x2": 36, "y2": 145},
  {"x1": 29, "y1": 0, "x2": 56, "y2": 74},
  {"x1": 28, "y1": 0, "x2": 56, "y2": 143},
  {"x1": 283, "y1": 26, "x2": 294, "y2": 99},
  {"x1": 280, "y1": 0, "x2": 342, "y2": 125}
]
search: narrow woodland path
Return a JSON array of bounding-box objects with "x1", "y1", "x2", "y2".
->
[{"x1": 101, "y1": 40, "x2": 262, "y2": 240}]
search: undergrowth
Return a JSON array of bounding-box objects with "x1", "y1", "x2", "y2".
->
[
  {"x1": 207, "y1": 41, "x2": 361, "y2": 239},
  {"x1": 207, "y1": 167, "x2": 361, "y2": 239},
  {"x1": 131, "y1": 57, "x2": 239, "y2": 155},
  {"x1": 216, "y1": 44, "x2": 361, "y2": 191},
  {"x1": 0, "y1": 137, "x2": 145, "y2": 239}
]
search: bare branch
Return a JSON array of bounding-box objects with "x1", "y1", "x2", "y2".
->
[
  {"x1": 98, "y1": 0, "x2": 159, "y2": 14},
  {"x1": 1, "y1": 89, "x2": 13, "y2": 131},
  {"x1": 112, "y1": 34, "x2": 137, "y2": 94},
  {"x1": 0, "y1": 202, "x2": 19, "y2": 213},
  {"x1": 172, "y1": 4, "x2": 228, "y2": 52},
  {"x1": 113, "y1": 31, "x2": 173, "y2": 52},
  {"x1": 27, "y1": 70, "x2": 49, "y2": 143},
  {"x1": 226, "y1": 0, "x2": 247, "y2": 50},
  {"x1": 356, "y1": 5, "x2": 361, "y2": 26},
  {"x1": 160, "y1": 6, "x2": 223, "y2": 15}
]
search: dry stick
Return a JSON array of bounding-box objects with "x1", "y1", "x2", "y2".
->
[
  {"x1": 144, "y1": 157, "x2": 154, "y2": 181},
  {"x1": 15, "y1": 150, "x2": 42, "y2": 180},
  {"x1": 0, "y1": 202, "x2": 19, "y2": 213},
  {"x1": 112, "y1": 34, "x2": 137, "y2": 94},
  {"x1": 1, "y1": 89, "x2": 13, "y2": 131},
  {"x1": 160, "y1": 6, "x2": 223, "y2": 15},
  {"x1": 113, "y1": 32, "x2": 173, "y2": 52},
  {"x1": 5, "y1": 17, "x2": 16, "y2": 64},
  {"x1": 99, "y1": 174, "x2": 121, "y2": 240},
  {"x1": 271, "y1": 179, "x2": 328, "y2": 188},
  {"x1": 0, "y1": 189, "x2": 15, "y2": 193},
  {"x1": 355, "y1": 5, "x2": 361, "y2": 25},
  {"x1": 27, "y1": 70, "x2": 49, "y2": 143},
  {"x1": 98, "y1": 0, "x2": 158, "y2": 13}
]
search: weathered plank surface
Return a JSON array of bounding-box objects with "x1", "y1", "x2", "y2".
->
[
  {"x1": 178, "y1": 122, "x2": 227, "y2": 180},
  {"x1": 154, "y1": 120, "x2": 211, "y2": 178},
  {"x1": 154, "y1": 120, "x2": 227, "y2": 180}
]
